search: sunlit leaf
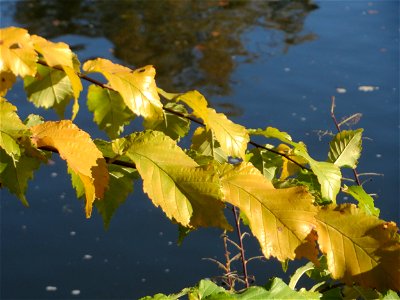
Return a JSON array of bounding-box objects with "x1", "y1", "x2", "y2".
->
[
  {"x1": 31, "y1": 35, "x2": 74, "y2": 68},
  {"x1": 191, "y1": 127, "x2": 227, "y2": 163},
  {"x1": 31, "y1": 35, "x2": 82, "y2": 119},
  {"x1": 118, "y1": 131, "x2": 231, "y2": 230},
  {"x1": 249, "y1": 126, "x2": 295, "y2": 146},
  {"x1": 220, "y1": 162, "x2": 318, "y2": 262},
  {"x1": 294, "y1": 143, "x2": 341, "y2": 203},
  {"x1": 328, "y1": 129, "x2": 363, "y2": 168},
  {"x1": 87, "y1": 85, "x2": 133, "y2": 139},
  {"x1": 177, "y1": 90, "x2": 249, "y2": 158},
  {"x1": 237, "y1": 278, "x2": 321, "y2": 299},
  {"x1": 0, "y1": 98, "x2": 29, "y2": 162},
  {"x1": 144, "y1": 102, "x2": 190, "y2": 141},
  {"x1": 31, "y1": 120, "x2": 109, "y2": 217},
  {"x1": 0, "y1": 71, "x2": 16, "y2": 96},
  {"x1": 315, "y1": 204, "x2": 400, "y2": 291},
  {"x1": 83, "y1": 58, "x2": 163, "y2": 121},
  {"x1": 95, "y1": 164, "x2": 138, "y2": 228},
  {"x1": 188, "y1": 279, "x2": 229, "y2": 299},
  {"x1": 0, "y1": 148, "x2": 42, "y2": 206},
  {"x1": 0, "y1": 27, "x2": 37, "y2": 77},
  {"x1": 24, "y1": 64, "x2": 74, "y2": 117},
  {"x1": 342, "y1": 184, "x2": 380, "y2": 217}
]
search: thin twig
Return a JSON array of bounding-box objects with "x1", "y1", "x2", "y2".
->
[
  {"x1": 222, "y1": 232, "x2": 234, "y2": 289},
  {"x1": 331, "y1": 96, "x2": 361, "y2": 186},
  {"x1": 232, "y1": 206, "x2": 250, "y2": 288}
]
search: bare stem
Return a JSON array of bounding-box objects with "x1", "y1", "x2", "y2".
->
[
  {"x1": 232, "y1": 205, "x2": 250, "y2": 288},
  {"x1": 222, "y1": 231, "x2": 234, "y2": 289},
  {"x1": 330, "y1": 96, "x2": 361, "y2": 186}
]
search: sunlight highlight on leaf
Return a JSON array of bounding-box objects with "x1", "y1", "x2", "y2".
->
[
  {"x1": 177, "y1": 90, "x2": 249, "y2": 158},
  {"x1": 328, "y1": 129, "x2": 363, "y2": 168},
  {"x1": 0, "y1": 27, "x2": 37, "y2": 77},
  {"x1": 83, "y1": 58, "x2": 163, "y2": 121}
]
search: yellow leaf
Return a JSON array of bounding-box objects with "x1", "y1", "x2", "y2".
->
[
  {"x1": 62, "y1": 65, "x2": 82, "y2": 120},
  {"x1": 276, "y1": 144, "x2": 307, "y2": 180},
  {"x1": 119, "y1": 131, "x2": 231, "y2": 230},
  {"x1": 0, "y1": 71, "x2": 16, "y2": 96},
  {"x1": 316, "y1": 204, "x2": 400, "y2": 291},
  {"x1": 31, "y1": 120, "x2": 109, "y2": 217},
  {"x1": 220, "y1": 162, "x2": 318, "y2": 262},
  {"x1": 0, "y1": 27, "x2": 37, "y2": 77},
  {"x1": 83, "y1": 58, "x2": 163, "y2": 121},
  {"x1": 31, "y1": 35, "x2": 73, "y2": 68},
  {"x1": 31, "y1": 35, "x2": 82, "y2": 119},
  {"x1": 177, "y1": 90, "x2": 249, "y2": 158}
]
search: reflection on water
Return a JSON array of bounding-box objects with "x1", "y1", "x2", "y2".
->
[{"x1": 13, "y1": 0, "x2": 318, "y2": 96}]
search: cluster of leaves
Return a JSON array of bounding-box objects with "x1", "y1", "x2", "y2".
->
[{"x1": 0, "y1": 27, "x2": 399, "y2": 298}]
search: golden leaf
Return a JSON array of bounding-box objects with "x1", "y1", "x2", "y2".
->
[
  {"x1": 31, "y1": 120, "x2": 109, "y2": 217},
  {"x1": 316, "y1": 204, "x2": 400, "y2": 291},
  {"x1": 220, "y1": 162, "x2": 318, "y2": 262},
  {"x1": 0, "y1": 27, "x2": 37, "y2": 77}
]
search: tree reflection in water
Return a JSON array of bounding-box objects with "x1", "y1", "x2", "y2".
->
[{"x1": 13, "y1": 0, "x2": 318, "y2": 98}]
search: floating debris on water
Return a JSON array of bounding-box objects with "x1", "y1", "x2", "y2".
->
[
  {"x1": 358, "y1": 85, "x2": 379, "y2": 92},
  {"x1": 71, "y1": 289, "x2": 80, "y2": 296},
  {"x1": 376, "y1": 154, "x2": 382, "y2": 158},
  {"x1": 46, "y1": 286, "x2": 57, "y2": 292},
  {"x1": 50, "y1": 172, "x2": 58, "y2": 178},
  {"x1": 83, "y1": 254, "x2": 93, "y2": 260},
  {"x1": 70, "y1": 231, "x2": 76, "y2": 236},
  {"x1": 336, "y1": 87, "x2": 347, "y2": 94}
]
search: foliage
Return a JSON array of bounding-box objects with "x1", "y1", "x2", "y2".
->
[{"x1": 1, "y1": 27, "x2": 399, "y2": 298}]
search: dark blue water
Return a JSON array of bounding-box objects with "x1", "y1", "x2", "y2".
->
[{"x1": 1, "y1": 1, "x2": 399, "y2": 299}]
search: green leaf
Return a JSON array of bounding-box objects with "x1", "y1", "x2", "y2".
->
[
  {"x1": 191, "y1": 127, "x2": 227, "y2": 163},
  {"x1": 315, "y1": 204, "x2": 400, "y2": 291},
  {"x1": 220, "y1": 162, "x2": 318, "y2": 262},
  {"x1": 328, "y1": 129, "x2": 363, "y2": 168},
  {"x1": 189, "y1": 279, "x2": 230, "y2": 299},
  {"x1": 342, "y1": 285, "x2": 381, "y2": 300},
  {"x1": 0, "y1": 148, "x2": 42, "y2": 206},
  {"x1": 87, "y1": 84, "x2": 133, "y2": 139},
  {"x1": 0, "y1": 98, "x2": 29, "y2": 162},
  {"x1": 342, "y1": 185, "x2": 380, "y2": 217},
  {"x1": 248, "y1": 127, "x2": 295, "y2": 146},
  {"x1": 237, "y1": 278, "x2": 321, "y2": 299},
  {"x1": 382, "y1": 290, "x2": 400, "y2": 299},
  {"x1": 247, "y1": 147, "x2": 282, "y2": 181},
  {"x1": 294, "y1": 143, "x2": 341, "y2": 203},
  {"x1": 95, "y1": 164, "x2": 138, "y2": 228},
  {"x1": 176, "y1": 91, "x2": 249, "y2": 158},
  {"x1": 144, "y1": 102, "x2": 190, "y2": 141},
  {"x1": 24, "y1": 64, "x2": 73, "y2": 117},
  {"x1": 117, "y1": 131, "x2": 231, "y2": 230}
]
